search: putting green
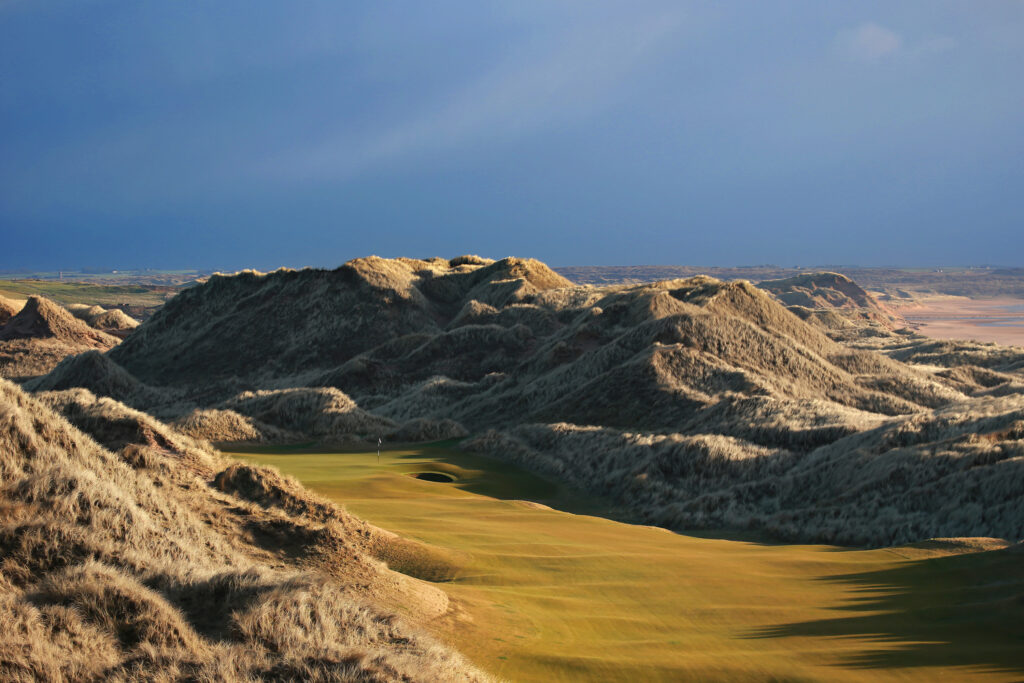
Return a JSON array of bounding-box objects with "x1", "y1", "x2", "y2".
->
[{"x1": 226, "y1": 443, "x2": 1024, "y2": 682}]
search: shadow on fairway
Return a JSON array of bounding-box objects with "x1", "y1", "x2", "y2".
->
[{"x1": 744, "y1": 546, "x2": 1024, "y2": 676}]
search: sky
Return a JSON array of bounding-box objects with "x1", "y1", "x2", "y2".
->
[{"x1": 1, "y1": 1, "x2": 1022, "y2": 270}]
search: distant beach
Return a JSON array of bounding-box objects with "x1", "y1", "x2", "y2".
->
[{"x1": 892, "y1": 297, "x2": 1024, "y2": 346}]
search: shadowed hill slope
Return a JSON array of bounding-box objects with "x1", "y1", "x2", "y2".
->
[
  {"x1": 111, "y1": 259, "x2": 964, "y2": 429},
  {"x1": 32, "y1": 255, "x2": 1024, "y2": 546},
  {"x1": 0, "y1": 378, "x2": 487, "y2": 681},
  {"x1": 24, "y1": 350, "x2": 161, "y2": 405}
]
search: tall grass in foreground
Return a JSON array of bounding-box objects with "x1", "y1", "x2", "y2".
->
[{"x1": 0, "y1": 379, "x2": 487, "y2": 681}]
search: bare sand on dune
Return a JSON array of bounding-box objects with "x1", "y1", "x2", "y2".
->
[{"x1": 891, "y1": 296, "x2": 1024, "y2": 346}]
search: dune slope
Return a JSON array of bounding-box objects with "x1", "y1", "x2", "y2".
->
[
  {"x1": 0, "y1": 378, "x2": 487, "y2": 681},
  {"x1": 33, "y1": 255, "x2": 1024, "y2": 546}
]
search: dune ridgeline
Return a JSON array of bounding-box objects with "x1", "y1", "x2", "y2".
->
[{"x1": 15, "y1": 255, "x2": 1021, "y2": 549}]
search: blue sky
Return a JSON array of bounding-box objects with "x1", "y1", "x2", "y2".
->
[{"x1": 1, "y1": 1, "x2": 1022, "y2": 270}]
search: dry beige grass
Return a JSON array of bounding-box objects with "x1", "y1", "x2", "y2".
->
[
  {"x1": 26, "y1": 255, "x2": 1024, "y2": 546},
  {"x1": 0, "y1": 296, "x2": 22, "y2": 326},
  {"x1": 0, "y1": 338, "x2": 98, "y2": 382},
  {"x1": 0, "y1": 378, "x2": 488, "y2": 681},
  {"x1": 92, "y1": 308, "x2": 140, "y2": 331},
  {"x1": 173, "y1": 408, "x2": 288, "y2": 443},
  {"x1": 759, "y1": 271, "x2": 906, "y2": 329},
  {"x1": 465, "y1": 392, "x2": 1024, "y2": 546},
  {"x1": 108, "y1": 256, "x2": 573, "y2": 387},
  {"x1": 24, "y1": 350, "x2": 163, "y2": 405},
  {"x1": 223, "y1": 388, "x2": 397, "y2": 444},
  {"x1": 0, "y1": 296, "x2": 121, "y2": 382},
  {"x1": 64, "y1": 303, "x2": 141, "y2": 341},
  {"x1": 1, "y1": 296, "x2": 119, "y2": 348}
]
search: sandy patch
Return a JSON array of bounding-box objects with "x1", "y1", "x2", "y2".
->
[{"x1": 890, "y1": 296, "x2": 1024, "y2": 346}]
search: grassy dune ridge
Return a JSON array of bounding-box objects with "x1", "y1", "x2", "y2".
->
[
  {"x1": 34, "y1": 254, "x2": 1023, "y2": 547},
  {"x1": 0, "y1": 296, "x2": 122, "y2": 381},
  {"x1": 463, "y1": 397, "x2": 1024, "y2": 546}
]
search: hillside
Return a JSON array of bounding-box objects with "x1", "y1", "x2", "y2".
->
[
  {"x1": 0, "y1": 296, "x2": 121, "y2": 381},
  {"x1": 0, "y1": 296, "x2": 22, "y2": 326},
  {"x1": 109, "y1": 256, "x2": 570, "y2": 386},
  {"x1": 0, "y1": 378, "x2": 487, "y2": 681},
  {"x1": 67, "y1": 303, "x2": 140, "y2": 337},
  {"x1": 29, "y1": 255, "x2": 1024, "y2": 546},
  {"x1": 758, "y1": 271, "x2": 906, "y2": 331},
  {"x1": 0, "y1": 295, "x2": 118, "y2": 348}
]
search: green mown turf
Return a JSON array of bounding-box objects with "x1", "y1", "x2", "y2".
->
[
  {"x1": 226, "y1": 443, "x2": 1024, "y2": 682},
  {"x1": 0, "y1": 280, "x2": 170, "y2": 307}
]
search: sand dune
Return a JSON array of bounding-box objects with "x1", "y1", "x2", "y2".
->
[
  {"x1": 24, "y1": 255, "x2": 1024, "y2": 546},
  {"x1": 0, "y1": 296, "x2": 119, "y2": 348},
  {"x1": 0, "y1": 296, "x2": 121, "y2": 381},
  {"x1": 0, "y1": 296, "x2": 22, "y2": 326},
  {"x1": 0, "y1": 378, "x2": 488, "y2": 681},
  {"x1": 67, "y1": 302, "x2": 140, "y2": 337}
]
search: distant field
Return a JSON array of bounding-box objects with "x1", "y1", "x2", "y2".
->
[
  {"x1": 228, "y1": 443, "x2": 1024, "y2": 683},
  {"x1": 556, "y1": 265, "x2": 1024, "y2": 298},
  {"x1": 0, "y1": 269, "x2": 209, "y2": 286},
  {"x1": 0, "y1": 279, "x2": 174, "y2": 315}
]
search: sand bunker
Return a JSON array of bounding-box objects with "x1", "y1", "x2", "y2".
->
[{"x1": 412, "y1": 472, "x2": 456, "y2": 483}]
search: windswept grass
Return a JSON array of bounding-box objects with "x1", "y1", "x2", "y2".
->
[
  {"x1": 28, "y1": 255, "x2": 1024, "y2": 545},
  {"x1": 0, "y1": 380, "x2": 488, "y2": 681}
]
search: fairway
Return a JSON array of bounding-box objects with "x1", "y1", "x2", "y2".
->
[{"x1": 227, "y1": 443, "x2": 1024, "y2": 682}]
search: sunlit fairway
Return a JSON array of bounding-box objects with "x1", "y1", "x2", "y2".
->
[{"x1": 226, "y1": 443, "x2": 1024, "y2": 682}]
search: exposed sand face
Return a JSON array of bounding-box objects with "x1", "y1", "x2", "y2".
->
[{"x1": 891, "y1": 296, "x2": 1024, "y2": 346}]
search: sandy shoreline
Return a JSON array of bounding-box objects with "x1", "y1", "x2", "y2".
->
[{"x1": 888, "y1": 296, "x2": 1024, "y2": 346}]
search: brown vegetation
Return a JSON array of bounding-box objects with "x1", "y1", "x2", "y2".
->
[
  {"x1": 67, "y1": 302, "x2": 140, "y2": 337},
  {"x1": 464, "y1": 395, "x2": 1024, "y2": 546},
  {"x1": 23, "y1": 255, "x2": 1024, "y2": 547},
  {"x1": 0, "y1": 296, "x2": 22, "y2": 326},
  {"x1": 758, "y1": 271, "x2": 906, "y2": 330},
  {"x1": 173, "y1": 408, "x2": 287, "y2": 443},
  {"x1": 0, "y1": 296, "x2": 121, "y2": 382},
  {"x1": 0, "y1": 378, "x2": 487, "y2": 681},
  {"x1": 0, "y1": 296, "x2": 119, "y2": 348}
]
